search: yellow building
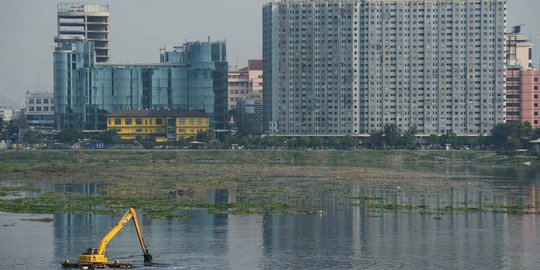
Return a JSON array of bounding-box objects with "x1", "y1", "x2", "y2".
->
[{"x1": 107, "y1": 109, "x2": 209, "y2": 141}]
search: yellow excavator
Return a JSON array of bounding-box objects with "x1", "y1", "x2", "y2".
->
[{"x1": 62, "y1": 208, "x2": 153, "y2": 269}]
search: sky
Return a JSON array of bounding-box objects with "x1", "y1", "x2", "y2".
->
[{"x1": 0, "y1": 0, "x2": 538, "y2": 108}]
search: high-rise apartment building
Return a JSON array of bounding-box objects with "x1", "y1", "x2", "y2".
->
[
  {"x1": 505, "y1": 29, "x2": 540, "y2": 128},
  {"x1": 54, "y1": 40, "x2": 227, "y2": 130},
  {"x1": 56, "y1": 3, "x2": 110, "y2": 63},
  {"x1": 263, "y1": 0, "x2": 506, "y2": 135}
]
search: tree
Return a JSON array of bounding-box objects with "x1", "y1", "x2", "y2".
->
[
  {"x1": 240, "y1": 136, "x2": 254, "y2": 148},
  {"x1": 310, "y1": 137, "x2": 324, "y2": 149},
  {"x1": 94, "y1": 130, "x2": 118, "y2": 144},
  {"x1": 286, "y1": 139, "x2": 298, "y2": 149},
  {"x1": 327, "y1": 137, "x2": 340, "y2": 149},
  {"x1": 57, "y1": 128, "x2": 82, "y2": 144},
  {"x1": 197, "y1": 128, "x2": 216, "y2": 142},
  {"x1": 221, "y1": 134, "x2": 239, "y2": 148},
  {"x1": 4, "y1": 120, "x2": 20, "y2": 143},
  {"x1": 0, "y1": 118, "x2": 5, "y2": 141},
  {"x1": 428, "y1": 134, "x2": 440, "y2": 146},
  {"x1": 534, "y1": 128, "x2": 540, "y2": 140},
  {"x1": 368, "y1": 130, "x2": 385, "y2": 149},
  {"x1": 341, "y1": 135, "x2": 356, "y2": 150},
  {"x1": 296, "y1": 137, "x2": 311, "y2": 148},
  {"x1": 22, "y1": 130, "x2": 42, "y2": 144},
  {"x1": 505, "y1": 137, "x2": 522, "y2": 153},
  {"x1": 400, "y1": 127, "x2": 417, "y2": 147},
  {"x1": 490, "y1": 122, "x2": 531, "y2": 150},
  {"x1": 383, "y1": 124, "x2": 401, "y2": 148},
  {"x1": 262, "y1": 136, "x2": 280, "y2": 148}
]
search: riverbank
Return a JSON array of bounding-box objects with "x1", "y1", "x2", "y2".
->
[{"x1": 0, "y1": 150, "x2": 538, "y2": 218}]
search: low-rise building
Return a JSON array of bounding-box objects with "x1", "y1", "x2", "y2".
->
[
  {"x1": 107, "y1": 109, "x2": 209, "y2": 141},
  {"x1": 26, "y1": 92, "x2": 55, "y2": 131},
  {"x1": 0, "y1": 107, "x2": 13, "y2": 121}
]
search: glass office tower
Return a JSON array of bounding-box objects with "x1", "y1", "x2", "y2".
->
[{"x1": 54, "y1": 40, "x2": 228, "y2": 130}]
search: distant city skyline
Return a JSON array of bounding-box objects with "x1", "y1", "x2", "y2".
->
[{"x1": 0, "y1": 0, "x2": 538, "y2": 108}]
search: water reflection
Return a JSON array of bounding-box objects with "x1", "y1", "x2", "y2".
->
[
  {"x1": 3, "y1": 165, "x2": 540, "y2": 269},
  {"x1": 8, "y1": 184, "x2": 524, "y2": 269}
]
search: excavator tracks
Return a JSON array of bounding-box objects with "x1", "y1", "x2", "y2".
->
[{"x1": 62, "y1": 262, "x2": 133, "y2": 269}]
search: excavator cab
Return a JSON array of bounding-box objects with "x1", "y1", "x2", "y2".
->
[
  {"x1": 78, "y1": 247, "x2": 108, "y2": 264},
  {"x1": 82, "y1": 248, "x2": 98, "y2": 255}
]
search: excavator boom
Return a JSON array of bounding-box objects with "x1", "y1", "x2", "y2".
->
[{"x1": 64, "y1": 208, "x2": 153, "y2": 268}]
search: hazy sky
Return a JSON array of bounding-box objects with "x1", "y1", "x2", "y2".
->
[{"x1": 0, "y1": 0, "x2": 538, "y2": 108}]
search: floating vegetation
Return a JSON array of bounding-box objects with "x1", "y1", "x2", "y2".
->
[
  {"x1": 487, "y1": 204, "x2": 529, "y2": 214},
  {"x1": 21, "y1": 218, "x2": 54, "y2": 222},
  {"x1": 0, "y1": 190, "x2": 322, "y2": 219},
  {"x1": 0, "y1": 185, "x2": 39, "y2": 197},
  {"x1": 0, "y1": 150, "x2": 538, "y2": 219}
]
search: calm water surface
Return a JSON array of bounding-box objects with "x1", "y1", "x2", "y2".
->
[{"x1": 1, "y1": 164, "x2": 540, "y2": 269}]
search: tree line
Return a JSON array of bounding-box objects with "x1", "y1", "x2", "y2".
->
[
  {"x1": 219, "y1": 122, "x2": 540, "y2": 153},
  {"x1": 3, "y1": 117, "x2": 540, "y2": 153}
]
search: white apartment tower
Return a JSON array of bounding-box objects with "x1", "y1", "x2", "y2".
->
[{"x1": 263, "y1": 0, "x2": 506, "y2": 135}]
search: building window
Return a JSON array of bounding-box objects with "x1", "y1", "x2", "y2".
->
[
  {"x1": 179, "y1": 119, "x2": 185, "y2": 125},
  {"x1": 535, "y1": 86, "x2": 539, "y2": 90},
  {"x1": 198, "y1": 119, "x2": 202, "y2": 125},
  {"x1": 125, "y1": 118, "x2": 132, "y2": 125},
  {"x1": 189, "y1": 119, "x2": 194, "y2": 125},
  {"x1": 29, "y1": 99, "x2": 34, "y2": 104},
  {"x1": 535, "y1": 77, "x2": 539, "y2": 82},
  {"x1": 156, "y1": 118, "x2": 163, "y2": 125},
  {"x1": 36, "y1": 99, "x2": 41, "y2": 103},
  {"x1": 36, "y1": 107, "x2": 42, "y2": 111},
  {"x1": 115, "y1": 118, "x2": 121, "y2": 125},
  {"x1": 179, "y1": 129, "x2": 185, "y2": 132},
  {"x1": 43, "y1": 99, "x2": 49, "y2": 104},
  {"x1": 29, "y1": 107, "x2": 34, "y2": 112},
  {"x1": 44, "y1": 107, "x2": 49, "y2": 111},
  {"x1": 135, "y1": 118, "x2": 142, "y2": 125}
]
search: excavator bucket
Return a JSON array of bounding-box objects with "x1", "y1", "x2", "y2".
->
[{"x1": 144, "y1": 253, "x2": 153, "y2": 264}]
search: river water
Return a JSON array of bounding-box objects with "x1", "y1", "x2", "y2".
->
[{"x1": 1, "y1": 164, "x2": 540, "y2": 269}]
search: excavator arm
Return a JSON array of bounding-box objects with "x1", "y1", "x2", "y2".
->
[
  {"x1": 130, "y1": 208, "x2": 153, "y2": 263},
  {"x1": 77, "y1": 208, "x2": 152, "y2": 265}
]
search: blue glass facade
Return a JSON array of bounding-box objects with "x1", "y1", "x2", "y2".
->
[{"x1": 54, "y1": 41, "x2": 227, "y2": 130}]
